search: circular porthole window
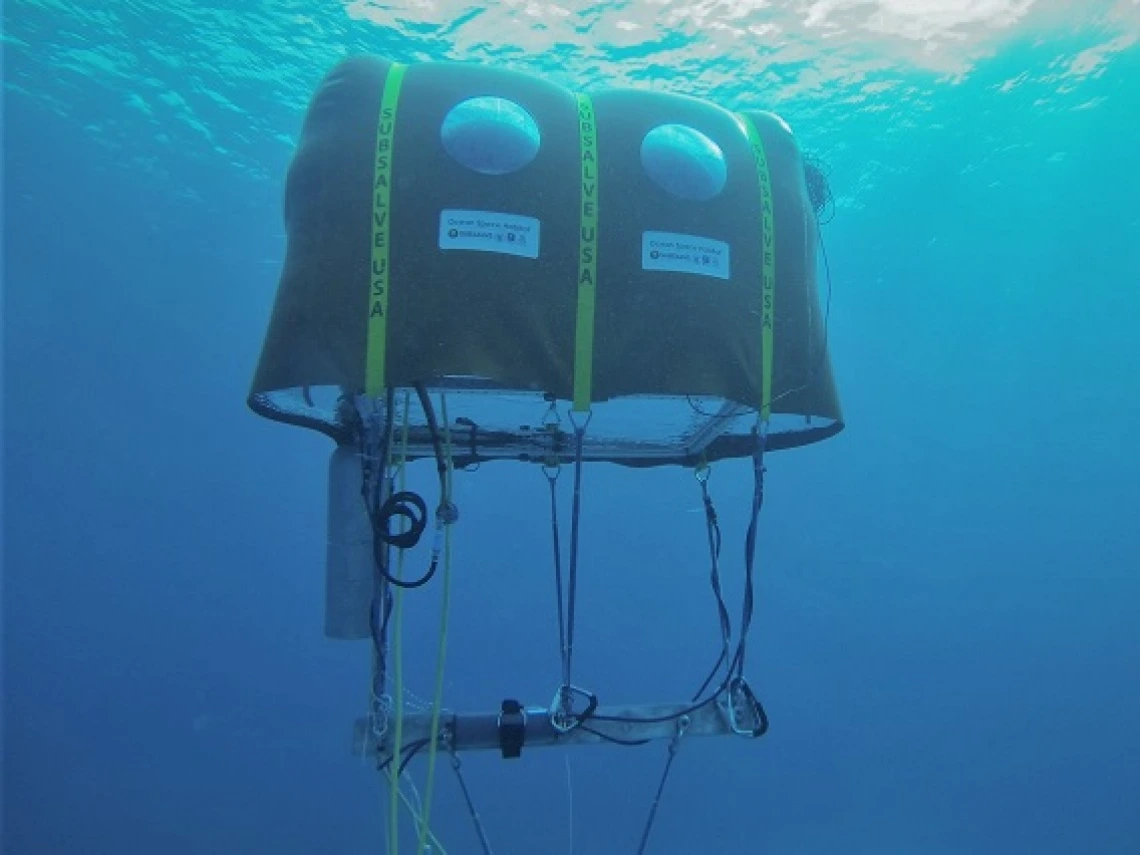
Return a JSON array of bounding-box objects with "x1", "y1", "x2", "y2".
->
[
  {"x1": 640, "y1": 124, "x2": 727, "y2": 202},
  {"x1": 440, "y1": 96, "x2": 541, "y2": 176}
]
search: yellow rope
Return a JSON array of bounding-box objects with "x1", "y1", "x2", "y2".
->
[
  {"x1": 387, "y1": 391, "x2": 412, "y2": 854},
  {"x1": 397, "y1": 785, "x2": 448, "y2": 854},
  {"x1": 416, "y1": 392, "x2": 455, "y2": 854}
]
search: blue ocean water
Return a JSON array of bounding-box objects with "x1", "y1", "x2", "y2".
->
[{"x1": 4, "y1": 1, "x2": 1139, "y2": 853}]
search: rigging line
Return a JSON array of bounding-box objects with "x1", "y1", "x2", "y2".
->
[
  {"x1": 732, "y1": 428, "x2": 767, "y2": 677},
  {"x1": 379, "y1": 738, "x2": 430, "y2": 777},
  {"x1": 689, "y1": 648, "x2": 727, "y2": 702},
  {"x1": 764, "y1": 226, "x2": 836, "y2": 412},
  {"x1": 368, "y1": 388, "x2": 398, "y2": 698},
  {"x1": 587, "y1": 467, "x2": 740, "y2": 731},
  {"x1": 591, "y1": 644, "x2": 747, "y2": 727},
  {"x1": 564, "y1": 418, "x2": 588, "y2": 687},
  {"x1": 547, "y1": 466, "x2": 570, "y2": 690},
  {"x1": 697, "y1": 468, "x2": 732, "y2": 685},
  {"x1": 450, "y1": 751, "x2": 494, "y2": 855},
  {"x1": 635, "y1": 722, "x2": 688, "y2": 855},
  {"x1": 578, "y1": 725, "x2": 651, "y2": 747}
]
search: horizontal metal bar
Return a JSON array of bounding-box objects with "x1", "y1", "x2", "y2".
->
[{"x1": 354, "y1": 699, "x2": 753, "y2": 760}]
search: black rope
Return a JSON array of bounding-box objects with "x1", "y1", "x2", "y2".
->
[
  {"x1": 819, "y1": 229, "x2": 834, "y2": 357},
  {"x1": 547, "y1": 467, "x2": 570, "y2": 691},
  {"x1": 450, "y1": 752, "x2": 495, "y2": 855},
  {"x1": 564, "y1": 421, "x2": 587, "y2": 686},
  {"x1": 366, "y1": 388, "x2": 398, "y2": 682},
  {"x1": 454, "y1": 416, "x2": 481, "y2": 471},
  {"x1": 377, "y1": 492, "x2": 428, "y2": 549},
  {"x1": 636, "y1": 731, "x2": 684, "y2": 855},
  {"x1": 588, "y1": 464, "x2": 751, "y2": 730},
  {"x1": 689, "y1": 646, "x2": 727, "y2": 703},
  {"x1": 699, "y1": 472, "x2": 733, "y2": 691},
  {"x1": 634, "y1": 454, "x2": 766, "y2": 855},
  {"x1": 415, "y1": 383, "x2": 448, "y2": 491},
  {"x1": 367, "y1": 383, "x2": 450, "y2": 590},
  {"x1": 766, "y1": 222, "x2": 835, "y2": 413},
  {"x1": 587, "y1": 434, "x2": 771, "y2": 728},
  {"x1": 370, "y1": 580, "x2": 395, "y2": 680},
  {"x1": 731, "y1": 428, "x2": 766, "y2": 678},
  {"x1": 578, "y1": 725, "x2": 650, "y2": 747},
  {"x1": 544, "y1": 410, "x2": 591, "y2": 727},
  {"x1": 377, "y1": 737, "x2": 433, "y2": 777},
  {"x1": 684, "y1": 189, "x2": 835, "y2": 424},
  {"x1": 587, "y1": 649, "x2": 737, "y2": 726}
]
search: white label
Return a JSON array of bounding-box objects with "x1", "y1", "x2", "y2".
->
[
  {"x1": 439, "y1": 209, "x2": 540, "y2": 259},
  {"x1": 642, "y1": 231, "x2": 730, "y2": 280}
]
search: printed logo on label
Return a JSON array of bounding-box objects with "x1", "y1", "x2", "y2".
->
[
  {"x1": 439, "y1": 209, "x2": 540, "y2": 259},
  {"x1": 642, "y1": 231, "x2": 730, "y2": 280}
]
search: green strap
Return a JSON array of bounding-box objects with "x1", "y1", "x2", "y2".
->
[
  {"x1": 365, "y1": 63, "x2": 408, "y2": 397},
  {"x1": 740, "y1": 115, "x2": 776, "y2": 422},
  {"x1": 416, "y1": 391, "x2": 455, "y2": 855},
  {"x1": 572, "y1": 93, "x2": 599, "y2": 413}
]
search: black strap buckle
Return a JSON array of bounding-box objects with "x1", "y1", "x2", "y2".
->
[{"x1": 498, "y1": 699, "x2": 527, "y2": 759}]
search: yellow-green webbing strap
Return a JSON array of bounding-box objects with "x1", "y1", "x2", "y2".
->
[
  {"x1": 740, "y1": 115, "x2": 776, "y2": 422},
  {"x1": 387, "y1": 392, "x2": 410, "y2": 855},
  {"x1": 366, "y1": 63, "x2": 408, "y2": 397},
  {"x1": 572, "y1": 93, "x2": 599, "y2": 413},
  {"x1": 384, "y1": 394, "x2": 449, "y2": 855},
  {"x1": 416, "y1": 394, "x2": 455, "y2": 855}
]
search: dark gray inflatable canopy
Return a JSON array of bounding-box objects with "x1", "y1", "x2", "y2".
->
[{"x1": 249, "y1": 56, "x2": 842, "y2": 466}]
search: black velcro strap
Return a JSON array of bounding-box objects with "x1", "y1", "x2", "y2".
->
[{"x1": 498, "y1": 699, "x2": 527, "y2": 759}]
